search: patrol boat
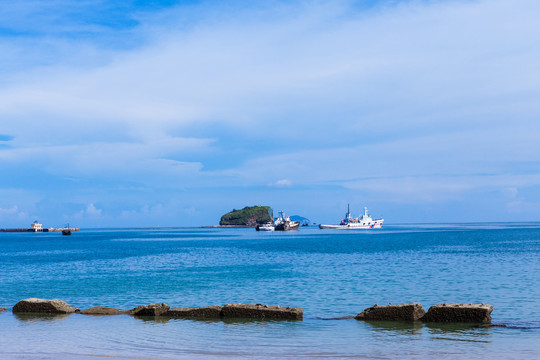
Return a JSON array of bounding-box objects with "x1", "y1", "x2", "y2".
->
[{"x1": 319, "y1": 205, "x2": 383, "y2": 229}]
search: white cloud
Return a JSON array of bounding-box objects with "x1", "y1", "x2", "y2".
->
[
  {"x1": 0, "y1": 136, "x2": 212, "y2": 182},
  {"x1": 72, "y1": 203, "x2": 103, "y2": 220},
  {"x1": 268, "y1": 179, "x2": 293, "y2": 188},
  {"x1": 0, "y1": 205, "x2": 18, "y2": 214},
  {"x1": 86, "y1": 203, "x2": 102, "y2": 216},
  {"x1": 2, "y1": 0, "x2": 539, "y2": 145}
]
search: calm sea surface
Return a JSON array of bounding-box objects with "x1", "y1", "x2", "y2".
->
[{"x1": 1, "y1": 224, "x2": 539, "y2": 359}]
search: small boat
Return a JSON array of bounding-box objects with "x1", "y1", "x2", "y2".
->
[
  {"x1": 274, "y1": 211, "x2": 300, "y2": 231},
  {"x1": 319, "y1": 205, "x2": 383, "y2": 229},
  {"x1": 256, "y1": 223, "x2": 275, "y2": 231},
  {"x1": 62, "y1": 224, "x2": 72, "y2": 236}
]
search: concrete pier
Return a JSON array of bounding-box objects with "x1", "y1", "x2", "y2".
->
[{"x1": 0, "y1": 227, "x2": 79, "y2": 233}]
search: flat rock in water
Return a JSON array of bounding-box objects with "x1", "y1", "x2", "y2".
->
[
  {"x1": 221, "y1": 303, "x2": 303, "y2": 320},
  {"x1": 165, "y1": 306, "x2": 223, "y2": 319},
  {"x1": 130, "y1": 303, "x2": 170, "y2": 316},
  {"x1": 0, "y1": 307, "x2": 7, "y2": 312},
  {"x1": 355, "y1": 303, "x2": 425, "y2": 321},
  {"x1": 421, "y1": 303, "x2": 493, "y2": 323},
  {"x1": 81, "y1": 306, "x2": 125, "y2": 315},
  {"x1": 12, "y1": 298, "x2": 80, "y2": 314}
]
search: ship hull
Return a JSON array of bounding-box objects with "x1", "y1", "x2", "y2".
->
[
  {"x1": 275, "y1": 222, "x2": 300, "y2": 231},
  {"x1": 319, "y1": 222, "x2": 383, "y2": 229}
]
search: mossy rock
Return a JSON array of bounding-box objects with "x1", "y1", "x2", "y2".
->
[{"x1": 220, "y1": 206, "x2": 273, "y2": 226}]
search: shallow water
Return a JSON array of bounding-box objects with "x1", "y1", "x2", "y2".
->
[{"x1": 1, "y1": 224, "x2": 539, "y2": 359}]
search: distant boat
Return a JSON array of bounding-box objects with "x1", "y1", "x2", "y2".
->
[
  {"x1": 256, "y1": 223, "x2": 275, "y2": 231},
  {"x1": 255, "y1": 211, "x2": 300, "y2": 231},
  {"x1": 274, "y1": 211, "x2": 300, "y2": 231},
  {"x1": 62, "y1": 224, "x2": 72, "y2": 236},
  {"x1": 319, "y1": 205, "x2": 383, "y2": 229}
]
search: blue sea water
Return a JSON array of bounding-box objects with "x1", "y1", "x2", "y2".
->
[{"x1": 1, "y1": 224, "x2": 539, "y2": 359}]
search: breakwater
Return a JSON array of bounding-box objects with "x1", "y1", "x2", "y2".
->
[
  {"x1": 0, "y1": 227, "x2": 79, "y2": 233},
  {"x1": 3, "y1": 298, "x2": 495, "y2": 324}
]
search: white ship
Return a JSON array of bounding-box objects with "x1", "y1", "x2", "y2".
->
[
  {"x1": 256, "y1": 223, "x2": 275, "y2": 231},
  {"x1": 319, "y1": 205, "x2": 383, "y2": 229}
]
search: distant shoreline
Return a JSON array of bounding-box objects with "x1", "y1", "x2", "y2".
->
[{"x1": 200, "y1": 225, "x2": 255, "y2": 228}]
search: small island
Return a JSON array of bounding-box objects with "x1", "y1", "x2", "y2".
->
[{"x1": 219, "y1": 206, "x2": 273, "y2": 227}]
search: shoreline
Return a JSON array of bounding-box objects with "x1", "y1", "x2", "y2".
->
[{"x1": 200, "y1": 225, "x2": 256, "y2": 228}]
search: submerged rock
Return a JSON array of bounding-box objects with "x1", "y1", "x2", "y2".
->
[
  {"x1": 355, "y1": 303, "x2": 425, "y2": 321},
  {"x1": 165, "y1": 306, "x2": 223, "y2": 319},
  {"x1": 12, "y1": 298, "x2": 80, "y2": 314},
  {"x1": 421, "y1": 303, "x2": 493, "y2": 323},
  {"x1": 221, "y1": 303, "x2": 303, "y2": 320},
  {"x1": 81, "y1": 306, "x2": 126, "y2": 315},
  {"x1": 130, "y1": 303, "x2": 170, "y2": 316}
]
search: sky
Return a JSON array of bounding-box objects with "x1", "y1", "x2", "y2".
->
[{"x1": 1, "y1": 0, "x2": 539, "y2": 227}]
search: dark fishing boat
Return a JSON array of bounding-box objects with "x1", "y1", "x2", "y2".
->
[
  {"x1": 62, "y1": 224, "x2": 72, "y2": 236},
  {"x1": 274, "y1": 211, "x2": 300, "y2": 231}
]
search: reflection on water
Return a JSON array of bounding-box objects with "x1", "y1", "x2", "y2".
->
[
  {"x1": 423, "y1": 322, "x2": 492, "y2": 332},
  {"x1": 364, "y1": 320, "x2": 423, "y2": 335},
  {"x1": 133, "y1": 315, "x2": 173, "y2": 324},
  {"x1": 13, "y1": 312, "x2": 71, "y2": 322},
  {"x1": 133, "y1": 315, "x2": 302, "y2": 326},
  {"x1": 361, "y1": 320, "x2": 494, "y2": 343},
  {"x1": 0, "y1": 312, "x2": 537, "y2": 359},
  {"x1": 423, "y1": 322, "x2": 492, "y2": 343}
]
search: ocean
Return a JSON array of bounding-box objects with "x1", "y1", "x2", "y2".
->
[{"x1": 1, "y1": 224, "x2": 539, "y2": 359}]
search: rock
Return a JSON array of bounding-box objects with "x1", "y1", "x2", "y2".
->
[
  {"x1": 12, "y1": 298, "x2": 79, "y2": 314},
  {"x1": 165, "y1": 306, "x2": 223, "y2": 319},
  {"x1": 420, "y1": 303, "x2": 493, "y2": 323},
  {"x1": 0, "y1": 307, "x2": 7, "y2": 312},
  {"x1": 219, "y1": 206, "x2": 273, "y2": 226},
  {"x1": 221, "y1": 303, "x2": 303, "y2": 320},
  {"x1": 355, "y1": 303, "x2": 425, "y2": 321},
  {"x1": 81, "y1": 306, "x2": 125, "y2": 315},
  {"x1": 130, "y1": 303, "x2": 170, "y2": 316}
]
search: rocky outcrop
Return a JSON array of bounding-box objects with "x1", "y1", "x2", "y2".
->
[
  {"x1": 420, "y1": 303, "x2": 493, "y2": 323},
  {"x1": 165, "y1": 306, "x2": 223, "y2": 319},
  {"x1": 221, "y1": 303, "x2": 303, "y2": 320},
  {"x1": 219, "y1": 206, "x2": 272, "y2": 226},
  {"x1": 0, "y1": 307, "x2": 7, "y2": 312},
  {"x1": 12, "y1": 298, "x2": 79, "y2": 314},
  {"x1": 355, "y1": 303, "x2": 425, "y2": 321},
  {"x1": 81, "y1": 306, "x2": 126, "y2": 315},
  {"x1": 130, "y1": 303, "x2": 170, "y2": 316}
]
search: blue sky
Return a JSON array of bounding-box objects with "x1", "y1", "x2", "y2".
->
[{"x1": 1, "y1": 0, "x2": 539, "y2": 227}]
